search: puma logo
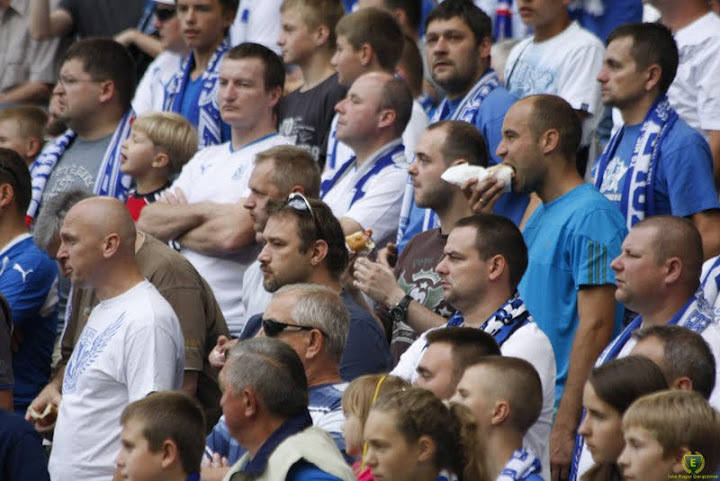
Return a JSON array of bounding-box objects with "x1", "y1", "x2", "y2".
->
[{"x1": 13, "y1": 263, "x2": 33, "y2": 283}]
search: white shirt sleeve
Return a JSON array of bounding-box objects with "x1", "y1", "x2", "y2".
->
[{"x1": 557, "y1": 42, "x2": 604, "y2": 115}]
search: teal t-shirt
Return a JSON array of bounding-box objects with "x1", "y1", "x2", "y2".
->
[{"x1": 518, "y1": 183, "x2": 626, "y2": 405}]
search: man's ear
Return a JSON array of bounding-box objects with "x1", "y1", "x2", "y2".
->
[
  {"x1": 644, "y1": 64, "x2": 662, "y2": 93},
  {"x1": 671, "y1": 376, "x2": 693, "y2": 392},
  {"x1": 314, "y1": 24, "x2": 331, "y2": 47},
  {"x1": 416, "y1": 434, "x2": 437, "y2": 463},
  {"x1": 304, "y1": 329, "x2": 324, "y2": 360},
  {"x1": 487, "y1": 254, "x2": 506, "y2": 282},
  {"x1": 540, "y1": 128, "x2": 560, "y2": 155},
  {"x1": 102, "y1": 232, "x2": 121, "y2": 259},
  {"x1": 490, "y1": 399, "x2": 511, "y2": 426},
  {"x1": 267, "y1": 86, "x2": 283, "y2": 109},
  {"x1": 243, "y1": 388, "x2": 258, "y2": 417},
  {"x1": 0, "y1": 183, "x2": 15, "y2": 210},
  {"x1": 359, "y1": 43, "x2": 374, "y2": 67},
  {"x1": 98, "y1": 79, "x2": 116, "y2": 105},
  {"x1": 477, "y1": 36, "x2": 492, "y2": 60},
  {"x1": 377, "y1": 109, "x2": 397, "y2": 131},
  {"x1": 309, "y1": 239, "x2": 329, "y2": 267},
  {"x1": 160, "y1": 439, "x2": 180, "y2": 469}
]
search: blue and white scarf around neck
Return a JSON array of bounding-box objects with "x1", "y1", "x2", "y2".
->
[
  {"x1": 27, "y1": 110, "x2": 134, "y2": 222},
  {"x1": 163, "y1": 39, "x2": 229, "y2": 149},
  {"x1": 497, "y1": 447, "x2": 543, "y2": 481},
  {"x1": 593, "y1": 95, "x2": 678, "y2": 230}
]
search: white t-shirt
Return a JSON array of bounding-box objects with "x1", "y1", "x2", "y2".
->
[
  {"x1": 321, "y1": 139, "x2": 409, "y2": 248},
  {"x1": 229, "y1": 0, "x2": 282, "y2": 54},
  {"x1": 504, "y1": 21, "x2": 604, "y2": 146},
  {"x1": 171, "y1": 134, "x2": 292, "y2": 335},
  {"x1": 131, "y1": 51, "x2": 184, "y2": 116},
  {"x1": 240, "y1": 258, "x2": 271, "y2": 322},
  {"x1": 575, "y1": 320, "x2": 720, "y2": 479},
  {"x1": 49, "y1": 281, "x2": 184, "y2": 481},
  {"x1": 392, "y1": 321, "x2": 556, "y2": 481},
  {"x1": 667, "y1": 12, "x2": 720, "y2": 137},
  {"x1": 324, "y1": 99, "x2": 429, "y2": 176},
  {"x1": 702, "y1": 255, "x2": 720, "y2": 317}
]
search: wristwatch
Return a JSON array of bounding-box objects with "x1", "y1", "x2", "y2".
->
[{"x1": 388, "y1": 294, "x2": 413, "y2": 325}]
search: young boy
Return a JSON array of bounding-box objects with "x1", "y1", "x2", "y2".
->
[
  {"x1": 451, "y1": 356, "x2": 545, "y2": 481},
  {"x1": 117, "y1": 391, "x2": 206, "y2": 481},
  {"x1": 619, "y1": 390, "x2": 720, "y2": 481},
  {"x1": 163, "y1": 0, "x2": 237, "y2": 149},
  {"x1": 0, "y1": 106, "x2": 48, "y2": 166},
  {"x1": 121, "y1": 111, "x2": 198, "y2": 220},
  {"x1": 277, "y1": 0, "x2": 346, "y2": 168}
]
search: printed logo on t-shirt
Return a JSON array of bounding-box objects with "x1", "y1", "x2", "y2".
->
[
  {"x1": 509, "y1": 61, "x2": 556, "y2": 98},
  {"x1": 398, "y1": 268, "x2": 449, "y2": 315},
  {"x1": 599, "y1": 156, "x2": 629, "y2": 202},
  {"x1": 64, "y1": 313, "x2": 126, "y2": 394}
]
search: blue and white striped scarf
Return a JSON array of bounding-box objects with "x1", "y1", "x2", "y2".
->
[
  {"x1": 702, "y1": 255, "x2": 720, "y2": 317},
  {"x1": 26, "y1": 110, "x2": 134, "y2": 222},
  {"x1": 497, "y1": 447, "x2": 543, "y2": 481},
  {"x1": 163, "y1": 39, "x2": 229, "y2": 149},
  {"x1": 593, "y1": 95, "x2": 678, "y2": 230}
]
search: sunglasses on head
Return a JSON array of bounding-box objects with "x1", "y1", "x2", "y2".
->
[
  {"x1": 154, "y1": 6, "x2": 176, "y2": 21},
  {"x1": 285, "y1": 192, "x2": 321, "y2": 234},
  {"x1": 261, "y1": 318, "x2": 319, "y2": 337}
]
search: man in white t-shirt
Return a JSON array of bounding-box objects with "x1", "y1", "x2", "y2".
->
[
  {"x1": 228, "y1": 0, "x2": 282, "y2": 53},
  {"x1": 655, "y1": 0, "x2": 720, "y2": 185},
  {"x1": 504, "y1": 0, "x2": 604, "y2": 150},
  {"x1": 39, "y1": 197, "x2": 184, "y2": 481},
  {"x1": 320, "y1": 72, "x2": 412, "y2": 247},
  {"x1": 391, "y1": 213, "x2": 556, "y2": 480},
  {"x1": 131, "y1": 0, "x2": 188, "y2": 115},
  {"x1": 138, "y1": 43, "x2": 293, "y2": 335}
]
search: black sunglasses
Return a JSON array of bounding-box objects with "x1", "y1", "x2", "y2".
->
[
  {"x1": 262, "y1": 318, "x2": 318, "y2": 337},
  {"x1": 154, "y1": 6, "x2": 176, "y2": 21}
]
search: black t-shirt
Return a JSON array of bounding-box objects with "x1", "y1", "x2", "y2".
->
[
  {"x1": 278, "y1": 73, "x2": 347, "y2": 169},
  {"x1": 59, "y1": 0, "x2": 145, "y2": 37}
]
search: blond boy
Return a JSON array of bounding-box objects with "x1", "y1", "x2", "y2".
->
[
  {"x1": 117, "y1": 391, "x2": 205, "y2": 481},
  {"x1": 619, "y1": 390, "x2": 720, "y2": 481},
  {"x1": 0, "y1": 106, "x2": 48, "y2": 166},
  {"x1": 120, "y1": 111, "x2": 197, "y2": 220},
  {"x1": 277, "y1": 0, "x2": 346, "y2": 167}
]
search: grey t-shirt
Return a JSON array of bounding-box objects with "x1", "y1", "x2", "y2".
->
[{"x1": 41, "y1": 134, "x2": 112, "y2": 210}]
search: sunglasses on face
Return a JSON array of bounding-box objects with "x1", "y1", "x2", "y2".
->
[
  {"x1": 154, "y1": 6, "x2": 176, "y2": 21},
  {"x1": 262, "y1": 318, "x2": 316, "y2": 337}
]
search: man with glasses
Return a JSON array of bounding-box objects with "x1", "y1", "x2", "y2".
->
[
  {"x1": 132, "y1": 0, "x2": 189, "y2": 115},
  {"x1": 204, "y1": 284, "x2": 352, "y2": 479},
  {"x1": 138, "y1": 43, "x2": 292, "y2": 336}
]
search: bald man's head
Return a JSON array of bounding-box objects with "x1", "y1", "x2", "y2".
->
[{"x1": 58, "y1": 197, "x2": 137, "y2": 288}]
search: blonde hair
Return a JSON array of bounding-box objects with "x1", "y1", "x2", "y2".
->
[
  {"x1": 280, "y1": 0, "x2": 345, "y2": 49},
  {"x1": 132, "y1": 111, "x2": 197, "y2": 174},
  {"x1": 0, "y1": 105, "x2": 48, "y2": 140},
  {"x1": 342, "y1": 374, "x2": 408, "y2": 426},
  {"x1": 623, "y1": 390, "x2": 720, "y2": 472}
]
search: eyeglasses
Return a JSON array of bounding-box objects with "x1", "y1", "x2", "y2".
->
[
  {"x1": 262, "y1": 318, "x2": 320, "y2": 337},
  {"x1": 286, "y1": 192, "x2": 321, "y2": 234},
  {"x1": 154, "y1": 6, "x2": 176, "y2": 22}
]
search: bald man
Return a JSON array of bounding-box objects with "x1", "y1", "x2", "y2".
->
[{"x1": 41, "y1": 197, "x2": 185, "y2": 481}]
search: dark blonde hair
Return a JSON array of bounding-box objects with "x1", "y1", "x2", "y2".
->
[
  {"x1": 342, "y1": 374, "x2": 409, "y2": 426},
  {"x1": 0, "y1": 105, "x2": 48, "y2": 141},
  {"x1": 132, "y1": 111, "x2": 197, "y2": 174},
  {"x1": 335, "y1": 8, "x2": 403, "y2": 72},
  {"x1": 280, "y1": 0, "x2": 345, "y2": 50},
  {"x1": 372, "y1": 387, "x2": 489, "y2": 481}
]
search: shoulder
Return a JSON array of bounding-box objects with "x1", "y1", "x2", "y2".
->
[
  {"x1": 663, "y1": 118, "x2": 712, "y2": 156},
  {"x1": 565, "y1": 22, "x2": 605, "y2": 50},
  {"x1": 287, "y1": 461, "x2": 345, "y2": 481}
]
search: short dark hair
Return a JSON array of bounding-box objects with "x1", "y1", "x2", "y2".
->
[
  {"x1": 398, "y1": 35, "x2": 424, "y2": 97},
  {"x1": 0, "y1": 105, "x2": 48, "y2": 141},
  {"x1": 425, "y1": 327, "x2": 501, "y2": 386},
  {"x1": 378, "y1": 76, "x2": 413, "y2": 137},
  {"x1": 454, "y1": 214, "x2": 528, "y2": 290},
  {"x1": 633, "y1": 216, "x2": 703, "y2": 294},
  {"x1": 525, "y1": 95, "x2": 582, "y2": 161},
  {"x1": 336, "y1": 7, "x2": 404, "y2": 72},
  {"x1": 0, "y1": 148, "x2": 32, "y2": 214},
  {"x1": 121, "y1": 392, "x2": 205, "y2": 474},
  {"x1": 217, "y1": 0, "x2": 240, "y2": 15},
  {"x1": 633, "y1": 325, "x2": 716, "y2": 400},
  {"x1": 268, "y1": 198, "x2": 348, "y2": 278},
  {"x1": 226, "y1": 337, "x2": 309, "y2": 418},
  {"x1": 225, "y1": 42, "x2": 285, "y2": 93},
  {"x1": 607, "y1": 22, "x2": 678, "y2": 95},
  {"x1": 255, "y1": 145, "x2": 321, "y2": 198},
  {"x1": 383, "y1": 0, "x2": 422, "y2": 33},
  {"x1": 63, "y1": 38, "x2": 137, "y2": 111},
  {"x1": 429, "y1": 120, "x2": 490, "y2": 167},
  {"x1": 589, "y1": 356, "x2": 668, "y2": 414},
  {"x1": 425, "y1": 0, "x2": 492, "y2": 45}
]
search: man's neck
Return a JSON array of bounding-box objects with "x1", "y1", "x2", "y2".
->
[
  {"x1": 486, "y1": 430, "x2": 525, "y2": 481},
  {"x1": 619, "y1": 94, "x2": 658, "y2": 126},
  {"x1": 306, "y1": 269, "x2": 342, "y2": 294},
  {"x1": 446, "y1": 65, "x2": 488, "y2": 101},
  {"x1": 298, "y1": 52, "x2": 335, "y2": 92},
  {"x1": 230, "y1": 122, "x2": 276, "y2": 151},
  {"x1": 639, "y1": 292, "x2": 694, "y2": 327},
  {"x1": 533, "y1": 15, "x2": 571, "y2": 43},
  {"x1": 192, "y1": 39, "x2": 223, "y2": 79},
  {"x1": 95, "y1": 264, "x2": 145, "y2": 301},
  {"x1": 243, "y1": 415, "x2": 287, "y2": 459},
  {"x1": 305, "y1": 362, "x2": 342, "y2": 387},
  {"x1": 71, "y1": 110, "x2": 124, "y2": 141},
  {"x1": 660, "y1": 2, "x2": 709, "y2": 32},
  {"x1": 460, "y1": 287, "x2": 513, "y2": 328},
  {"x1": 352, "y1": 135, "x2": 398, "y2": 167},
  {"x1": 536, "y1": 159, "x2": 584, "y2": 204},
  {"x1": 436, "y1": 192, "x2": 473, "y2": 235},
  {"x1": 0, "y1": 216, "x2": 28, "y2": 252}
]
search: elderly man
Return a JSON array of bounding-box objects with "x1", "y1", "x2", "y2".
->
[
  {"x1": 219, "y1": 337, "x2": 354, "y2": 481},
  {"x1": 28, "y1": 197, "x2": 185, "y2": 481}
]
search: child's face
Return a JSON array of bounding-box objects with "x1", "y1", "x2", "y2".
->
[
  {"x1": 121, "y1": 128, "x2": 157, "y2": 177},
  {"x1": 331, "y1": 36, "x2": 366, "y2": 87},
  {"x1": 116, "y1": 419, "x2": 165, "y2": 481},
  {"x1": 617, "y1": 425, "x2": 681, "y2": 481},
  {"x1": 0, "y1": 118, "x2": 33, "y2": 162},
  {"x1": 277, "y1": 7, "x2": 318, "y2": 67},
  {"x1": 577, "y1": 382, "x2": 624, "y2": 464},
  {"x1": 176, "y1": 0, "x2": 232, "y2": 53},
  {"x1": 364, "y1": 409, "x2": 425, "y2": 481},
  {"x1": 342, "y1": 412, "x2": 363, "y2": 456}
]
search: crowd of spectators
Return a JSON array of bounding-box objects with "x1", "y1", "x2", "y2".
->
[{"x1": 2, "y1": 0, "x2": 720, "y2": 480}]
